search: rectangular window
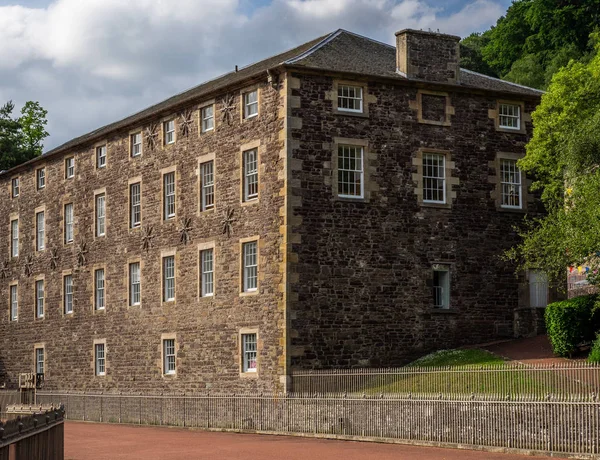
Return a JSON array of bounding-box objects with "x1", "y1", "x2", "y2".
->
[
  {"x1": 163, "y1": 256, "x2": 175, "y2": 302},
  {"x1": 499, "y1": 103, "x2": 521, "y2": 130},
  {"x1": 64, "y1": 275, "x2": 73, "y2": 314},
  {"x1": 37, "y1": 168, "x2": 45, "y2": 190},
  {"x1": 96, "y1": 145, "x2": 107, "y2": 168},
  {"x1": 433, "y1": 266, "x2": 450, "y2": 309},
  {"x1": 36, "y1": 211, "x2": 45, "y2": 251},
  {"x1": 163, "y1": 172, "x2": 176, "y2": 220},
  {"x1": 96, "y1": 194, "x2": 106, "y2": 237},
  {"x1": 242, "y1": 333, "x2": 257, "y2": 373},
  {"x1": 95, "y1": 269, "x2": 105, "y2": 311},
  {"x1": 65, "y1": 157, "x2": 75, "y2": 179},
  {"x1": 129, "y1": 262, "x2": 141, "y2": 306},
  {"x1": 35, "y1": 348, "x2": 44, "y2": 375},
  {"x1": 64, "y1": 203, "x2": 74, "y2": 243},
  {"x1": 423, "y1": 153, "x2": 446, "y2": 203},
  {"x1": 242, "y1": 241, "x2": 258, "y2": 292},
  {"x1": 243, "y1": 149, "x2": 258, "y2": 202},
  {"x1": 164, "y1": 119, "x2": 175, "y2": 145},
  {"x1": 500, "y1": 159, "x2": 522, "y2": 208},
  {"x1": 200, "y1": 161, "x2": 214, "y2": 211},
  {"x1": 337, "y1": 85, "x2": 363, "y2": 113},
  {"x1": 11, "y1": 177, "x2": 19, "y2": 197},
  {"x1": 337, "y1": 145, "x2": 364, "y2": 198},
  {"x1": 95, "y1": 343, "x2": 105, "y2": 376},
  {"x1": 201, "y1": 249, "x2": 214, "y2": 297},
  {"x1": 131, "y1": 132, "x2": 142, "y2": 157},
  {"x1": 11, "y1": 219, "x2": 19, "y2": 258},
  {"x1": 243, "y1": 90, "x2": 258, "y2": 119},
  {"x1": 201, "y1": 105, "x2": 214, "y2": 132},
  {"x1": 163, "y1": 339, "x2": 176, "y2": 375},
  {"x1": 36, "y1": 280, "x2": 44, "y2": 318},
  {"x1": 130, "y1": 182, "x2": 141, "y2": 228},
  {"x1": 10, "y1": 285, "x2": 18, "y2": 321}
]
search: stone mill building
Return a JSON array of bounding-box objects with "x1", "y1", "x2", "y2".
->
[{"x1": 0, "y1": 29, "x2": 548, "y2": 393}]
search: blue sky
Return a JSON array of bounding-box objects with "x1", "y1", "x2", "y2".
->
[{"x1": 0, "y1": 0, "x2": 513, "y2": 150}]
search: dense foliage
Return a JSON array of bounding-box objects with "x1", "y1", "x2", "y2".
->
[
  {"x1": 460, "y1": 0, "x2": 600, "y2": 89},
  {"x1": 545, "y1": 295, "x2": 600, "y2": 357},
  {"x1": 505, "y1": 43, "x2": 600, "y2": 284},
  {"x1": 0, "y1": 100, "x2": 49, "y2": 171},
  {"x1": 589, "y1": 334, "x2": 600, "y2": 363}
]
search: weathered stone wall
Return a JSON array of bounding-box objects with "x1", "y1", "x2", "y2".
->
[
  {"x1": 0, "y1": 78, "x2": 286, "y2": 392},
  {"x1": 288, "y1": 72, "x2": 542, "y2": 369}
]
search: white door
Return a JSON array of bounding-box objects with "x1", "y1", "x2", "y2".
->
[{"x1": 529, "y1": 270, "x2": 549, "y2": 308}]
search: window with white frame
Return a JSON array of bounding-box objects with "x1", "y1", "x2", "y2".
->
[
  {"x1": 96, "y1": 145, "x2": 107, "y2": 168},
  {"x1": 35, "y1": 348, "x2": 44, "y2": 375},
  {"x1": 200, "y1": 161, "x2": 214, "y2": 211},
  {"x1": 11, "y1": 177, "x2": 19, "y2": 197},
  {"x1": 337, "y1": 85, "x2": 363, "y2": 113},
  {"x1": 201, "y1": 249, "x2": 214, "y2": 297},
  {"x1": 64, "y1": 275, "x2": 73, "y2": 314},
  {"x1": 11, "y1": 219, "x2": 18, "y2": 258},
  {"x1": 95, "y1": 269, "x2": 105, "y2": 311},
  {"x1": 10, "y1": 285, "x2": 18, "y2": 321},
  {"x1": 163, "y1": 172, "x2": 176, "y2": 220},
  {"x1": 96, "y1": 194, "x2": 106, "y2": 237},
  {"x1": 423, "y1": 153, "x2": 446, "y2": 203},
  {"x1": 36, "y1": 211, "x2": 45, "y2": 251},
  {"x1": 129, "y1": 262, "x2": 141, "y2": 306},
  {"x1": 242, "y1": 333, "x2": 257, "y2": 373},
  {"x1": 95, "y1": 343, "x2": 105, "y2": 376},
  {"x1": 432, "y1": 265, "x2": 450, "y2": 309},
  {"x1": 243, "y1": 90, "x2": 258, "y2": 119},
  {"x1": 130, "y1": 182, "x2": 141, "y2": 228},
  {"x1": 64, "y1": 203, "x2": 74, "y2": 244},
  {"x1": 131, "y1": 132, "x2": 142, "y2": 157},
  {"x1": 163, "y1": 339, "x2": 176, "y2": 375},
  {"x1": 163, "y1": 256, "x2": 175, "y2": 302},
  {"x1": 499, "y1": 103, "x2": 521, "y2": 130},
  {"x1": 242, "y1": 241, "x2": 258, "y2": 292},
  {"x1": 36, "y1": 280, "x2": 44, "y2": 318},
  {"x1": 201, "y1": 105, "x2": 214, "y2": 132},
  {"x1": 164, "y1": 119, "x2": 175, "y2": 145},
  {"x1": 65, "y1": 157, "x2": 75, "y2": 179},
  {"x1": 243, "y1": 149, "x2": 258, "y2": 202},
  {"x1": 37, "y1": 168, "x2": 45, "y2": 190},
  {"x1": 337, "y1": 145, "x2": 364, "y2": 198},
  {"x1": 500, "y1": 159, "x2": 522, "y2": 208}
]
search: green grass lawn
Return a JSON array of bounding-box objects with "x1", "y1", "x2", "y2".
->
[{"x1": 364, "y1": 348, "x2": 584, "y2": 396}]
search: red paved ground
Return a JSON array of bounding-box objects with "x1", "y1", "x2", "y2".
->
[
  {"x1": 482, "y1": 335, "x2": 586, "y2": 364},
  {"x1": 65, "y1": 421, "x2": 551, "y2": 460}
]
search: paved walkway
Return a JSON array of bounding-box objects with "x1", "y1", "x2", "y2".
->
[
  {"x1": 65, "y1": 421, "x2": 551, "y2": 460},
  {"x1": 482, "y1": 335, "x2": 574, "y2": 364}
]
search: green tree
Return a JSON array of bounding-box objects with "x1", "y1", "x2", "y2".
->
[
  {"x1": 461, "y1": 0, "x2": 600, "y2": 89},
  {"x1": 19, "y1": 101, "x2": 49, "y2": 156},
  {"x1": 506, "y1": 42, "x2": 600, "y2": 284},
  {"x1": 0, "y1": 100, "x2": 49, "y2": 171},
  {"x1": 459, "y1": 32, "x2": 498, "y2": 77}
]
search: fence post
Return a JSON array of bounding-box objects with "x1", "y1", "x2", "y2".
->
[
  {"x1": 83, "y1": 392, "x2": 86, "y2": 422},
  {"x1": 100, "y1": 392, "x2": 103, "y2": 423},
  {"x1": 119, "y1": 392, "x2": 122, "y2": 423},
  {"x1": 139, "y1": 392, "x2": 142, "y2": 425},
  {"x1": 183, "y1": 392, "x2": 187, "y2": 428}
]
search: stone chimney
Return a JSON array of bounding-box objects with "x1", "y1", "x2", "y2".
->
[{"x1": 395, "y1": 29, "x2": 461, "y2": 84}]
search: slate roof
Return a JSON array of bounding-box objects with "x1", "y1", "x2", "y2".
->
[{"x1": 2, "y1": 29, "x2": 543, "y2": 176}]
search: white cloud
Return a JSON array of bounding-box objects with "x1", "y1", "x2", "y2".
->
[{"x1": 0, "y1": 0, "x2": 505, "y2": 150}]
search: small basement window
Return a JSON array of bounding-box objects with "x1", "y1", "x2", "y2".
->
[{"x1": 432, "y1": 265, "x2": 450, "y2": 309}]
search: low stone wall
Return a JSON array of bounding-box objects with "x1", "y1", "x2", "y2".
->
[
  {"x1": 36, "y1": 392, "x2": 600, "y2": 458},
  {"x1": 513, "y1": 308, "x2": 546, "y2": 338}
]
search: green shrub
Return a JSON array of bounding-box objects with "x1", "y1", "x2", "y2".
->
[
  {"x1": 589, "y1": 334, "x2": 600, "y2": 363},
  {"x1": 545, "y1": 294, "x2": 598, "y2": 357}
]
